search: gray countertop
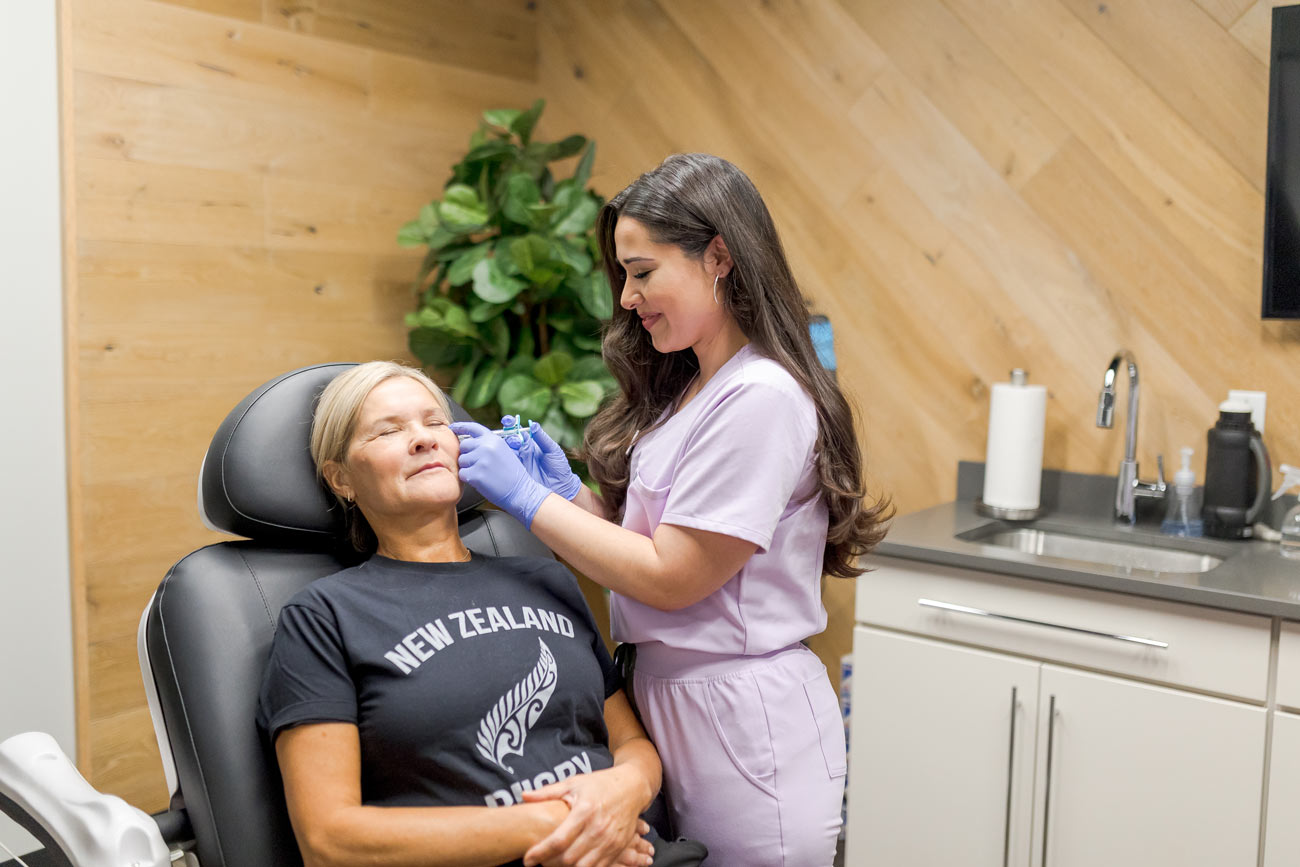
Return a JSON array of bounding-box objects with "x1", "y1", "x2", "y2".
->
[{"x1": 868, "y1": 462, "x2": 1300, "y2": 619}]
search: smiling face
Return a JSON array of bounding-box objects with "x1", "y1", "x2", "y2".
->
[
  {"x1": 614, "y1": 216, "x2": 732, "y2": 354},
  {"x1": 323, "y1": 376, "x2": 461, "y2": 521}
]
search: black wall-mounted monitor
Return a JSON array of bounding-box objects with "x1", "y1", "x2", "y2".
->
[{"x1": 1263, "y1": 4, "x2": 1300, "y2": 318}]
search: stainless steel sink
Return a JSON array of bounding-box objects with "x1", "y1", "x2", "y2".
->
[{"x1": 956, "y1": 525, "x2": 1224, "y2": 575}]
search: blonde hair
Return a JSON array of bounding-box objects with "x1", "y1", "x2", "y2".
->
[{"x1": 310, "y1": 361, "x2": 452, "y2": 551}]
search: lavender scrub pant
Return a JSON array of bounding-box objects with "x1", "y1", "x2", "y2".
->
[{"x1": 632, "y1": 643, "x2": 846, "y2": 867}]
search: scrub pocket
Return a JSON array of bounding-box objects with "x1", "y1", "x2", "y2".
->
[
  {"x1": 624, "y1": 473, "x2": 671, "y2": 538},
  {"x1": 803, "y1": 674, "x2": 848, "y2": 778},
  {"x1": 705, "y1": 672, "x2": 778, "y2": 797}
]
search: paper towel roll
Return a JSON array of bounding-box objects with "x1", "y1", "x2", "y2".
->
[{"x1": 983, "y1": 371, "x2": 1047, "y2": 513}]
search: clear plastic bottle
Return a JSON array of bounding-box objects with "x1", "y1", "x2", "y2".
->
[
  {"x1": 1273, "y1": 464, "x2": 1300, "y2": 559},
  {"x1": 1162, "y1": 447, "x2": 1204, "y2": 537}
]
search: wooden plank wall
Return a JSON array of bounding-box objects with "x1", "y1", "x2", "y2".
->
[
  {"x1": 63, "y1": 0, "x2": 1300, "y2": 814},
  {"x1": 534, "y1": 0, "x2": 1300, "y2": 679},
  {"x1": 62, "y1": 0, "x2": 541, "y2": 808}
]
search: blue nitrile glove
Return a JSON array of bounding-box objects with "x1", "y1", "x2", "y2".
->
[
  {"x1": 450, "y1": 421, "x2": 551, "y2": 528},
  {"x1": 511, "y1": 421, "x2": 583, "y2": 501}
]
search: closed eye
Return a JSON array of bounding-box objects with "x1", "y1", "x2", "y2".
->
[{"x1": 632, "y1": 270, "x2": 651, "y2": 280}]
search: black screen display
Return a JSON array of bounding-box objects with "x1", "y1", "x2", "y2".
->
[{"x1": 1263, "y1": 5, "x2": 1300, "y2": 318}]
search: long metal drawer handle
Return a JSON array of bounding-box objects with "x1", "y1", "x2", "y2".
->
[
  {"x1": 1003, "y1": 686, "x2": 1017, "y2": 867},
  {"x1": 1042, "y1": 695, "x2": 1057, "y2": 867},
  {"x1": 917, "y1": 598, "x2": 1169, "y2": 649}
]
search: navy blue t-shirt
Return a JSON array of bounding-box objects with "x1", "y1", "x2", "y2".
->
[{"x1": 256, "y1": 553, "x2": 621, "y2": 812}]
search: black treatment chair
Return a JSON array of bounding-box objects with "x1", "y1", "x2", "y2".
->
[{"x1": 0, "y1": 363, "x2": 680, "y2": 867}]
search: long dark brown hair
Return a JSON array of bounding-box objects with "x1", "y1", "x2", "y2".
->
[{"x1": 581, "y1": 153, "x2": 892, "y2": 578}]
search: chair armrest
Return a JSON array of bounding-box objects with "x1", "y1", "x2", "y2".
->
[
  {"x1": 0, "y1": 732, "x2": 170, "y2": 867},
  {"x1": 150, "y1": 808, "x2": 192, "y2": 849}
]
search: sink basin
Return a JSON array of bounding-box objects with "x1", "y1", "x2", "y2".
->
[{"x1": 957, "y1": 525, "x2": 1224, "y2": 575}]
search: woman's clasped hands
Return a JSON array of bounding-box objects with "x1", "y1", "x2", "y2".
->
[{"x1": 523, "y1": 764, "x2": 656, "y2": 867}]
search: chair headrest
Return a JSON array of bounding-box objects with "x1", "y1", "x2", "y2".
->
[{"x1": 199, "y1": 363, "x2": 485, "y2": 543}]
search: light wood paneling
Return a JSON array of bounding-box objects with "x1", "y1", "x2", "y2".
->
[
  {"x1": 535, "y1": 0, "x2": 1300, "y2": 685},
  {"x1": 261, "y1": 0, "x2": 538, "y2": 80},
  {"x1": 62, "y1": 0, "x2": 1300, "y2": 815},
  {"x1": 63, "y1": 0, "x2": 540, "y2": 810}
]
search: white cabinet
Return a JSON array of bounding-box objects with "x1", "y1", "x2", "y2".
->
[
  {"x1": 847, "y1": 558, "x2": 1273, "y2": 867},
  {"x1": 846, "y1": 627, "x2": 1039, "y2": 867},
  {"x1": 1264, "y1": 710, "x2": 1300, "y2": 866},
  {"x1": 1034, "y1": 665, "x2": 1264, "y2": 867}
]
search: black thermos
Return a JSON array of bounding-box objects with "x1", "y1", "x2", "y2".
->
[{"x1": 1202, "y1": 403, "x2": 1271, "y2": 539}]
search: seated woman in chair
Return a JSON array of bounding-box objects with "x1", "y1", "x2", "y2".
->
[{"x1": 257, "y1": 361, "x2": 667, "y2": 867}]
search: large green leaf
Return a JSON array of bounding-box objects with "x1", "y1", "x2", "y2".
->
[
  {"x1": 447, "y1": 242, "x2": 491, "y2": 286},
  {"x1": 438, "y1": 302, "x2": 478, "y2": 339},
  {"x1": 551, "y1": 237, "x2": 592, "y2": 276},
  {"x1": 570, "y1": 353, "x2": 614, "y2": 386},
  {"x1": 417, "y1": 202, "x2": 439, "y2": 234},
  {"x1": 484, "y1": 315, "x2": 510, "y2": 359},
  {"x1": 553, "y1": 191, "x2": 600, "y2": 236},
  {"x1": 471, "y1": 257, "x2": 527, "y2": 304},
  {"x1": 463, "y1": 140, "x2": 516, "y2": 163},
  {"x1": 498, "y1": 374, "x2": 552, "y2": 420},
  {"x1": 506, "y1": 352, "x2": 534, "y2": 377},
  {"x1": 483, "y1": 108, "x2": 521, "y2": 131},
  {"x1": 409, "y1": 300, "x2": 478, "y2": 340},
  {"x1": 502, "y1": 173, "x2": 542, "y2": 227},
  {"x1": 439, "y1": 184, "x2": 489, "y2": 230},
  {"x1": 532, "y1": 134, "x2": 587, "y2": 162},
  {"x1": 450, "y1": 354, "x2": 481, "y2": 405},
  {"x1": 572, "y1": 332, "x2": 604, "y2": 352},
  {"x1": 396, "y1": 219, "x2": 427, "y2": 248},
  {"x1": 541, "y1": 402, "x2": 580, "y2": 450},
  {"x1": 576, "y1": 271, "x2": 614, "y2": 320},
  {"x1": 513, "y1": 325, "x2": 535, "y2": 363},
  {"x1": 533, "y1": 351, "x2": 574, "y2": 386},
  {"x1": 409, "y1": 328, "x2": 472, "y2": 368},
  {"x1": 508, "y1": 234, "x2": 558, "y2": 284},
  {"x1": 468, "y1": 297, "x2": 511, "y2": 323},
  {"x1": 465, "y1": 361, "x2": 506, "y2": 409},
  {"x1": 558, "y1": 380, "x2": 605, "y2": 418},
  {"x1": 511, "y1": 99, "x2": 545, "y2": 145},
  {"x1": 573, "y1": 141, "x2": 596, "y2": 191}
]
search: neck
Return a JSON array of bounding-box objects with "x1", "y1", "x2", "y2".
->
[
  {"x1": 369, "y1": 504, "x2": 471, "y2": 563},
  {"x1": 691, "y1": 317, "x2": 749, "y2": 387}
]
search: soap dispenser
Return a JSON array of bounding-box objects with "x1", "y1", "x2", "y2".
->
[{"x1": 1161, "y1": 447, "x2": 1204, "y2": 537}]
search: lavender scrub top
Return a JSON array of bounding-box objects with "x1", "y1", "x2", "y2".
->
[{"x1": 609, "y1": 343, "x2": 830, "y2": 656}]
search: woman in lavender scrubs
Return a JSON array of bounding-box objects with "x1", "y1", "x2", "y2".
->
[{"x1": 453, "y1": 153, "x2": 892, "y2": 866}]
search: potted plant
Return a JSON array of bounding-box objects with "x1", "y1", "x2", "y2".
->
[{"x1": 397, "y1": 99, "x2": 615, "y2": 452}]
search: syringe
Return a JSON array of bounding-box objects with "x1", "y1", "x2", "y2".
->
[{"x1": 456, "y1": 415, "x2": 532, "y2": 443}]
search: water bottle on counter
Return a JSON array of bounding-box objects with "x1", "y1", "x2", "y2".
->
[{"x1": 1272, "y1": 464, "x2": 1300, "y2": 559}]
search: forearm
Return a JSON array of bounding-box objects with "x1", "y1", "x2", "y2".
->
[
  {"x1": 530, "y1": 494, "x2": 687, "y2": 609},
  {"x1": 570, "y1": 484, "x2": 609, "y2": 518},
  {"x1": 610, "y1": 736, "x2": 662, "y2": 811},
  {"x1": 298, "y1": 801, "x2": 566, "y2": 867}
]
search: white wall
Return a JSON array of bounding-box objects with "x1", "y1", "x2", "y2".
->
[{"x1": 0, "y1": 0, "x2": 76, "y2": 859}]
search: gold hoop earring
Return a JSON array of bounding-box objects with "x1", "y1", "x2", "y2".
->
[{"x1": 713, "y1": 274, "x2": 721, "y2": 305}]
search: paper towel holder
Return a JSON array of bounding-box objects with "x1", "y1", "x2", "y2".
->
[
  {"x1": 975, "y1": 368, "x2": 1046, "y2": 522},
  {"x1": 974, "y1": 498, "x2": 1045, "y2": 521}
]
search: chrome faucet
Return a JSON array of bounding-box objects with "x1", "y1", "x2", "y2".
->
[{"x1": 1096, "y1": 350, "x2": 1166, "y2": 523}]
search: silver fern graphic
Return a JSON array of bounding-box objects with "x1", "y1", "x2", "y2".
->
[{"x1": 476, "y1": 637, "x2": 559, "y2": 773}]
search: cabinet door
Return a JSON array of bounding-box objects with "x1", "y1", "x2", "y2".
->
[
  {"x1": 846, "y1": 626, "x2": 1039, "y2": 867},
  {"x1": 1034, "y1": 665, "x2": 1265, "y2": 867},
  {"x1": 1264, "y1": 710, "x2": 1300, "y2": 867}
]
